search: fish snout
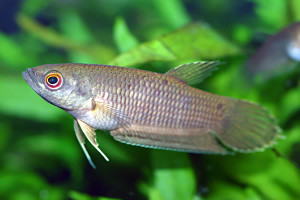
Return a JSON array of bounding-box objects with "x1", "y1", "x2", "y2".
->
[{"x1": 22, "y1": 68, "x2": 41, "y2": 92}]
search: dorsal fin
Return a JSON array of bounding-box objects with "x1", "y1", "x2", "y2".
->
[{"x1": 165, "y1": 61, "x2": 222, "y2": 85}]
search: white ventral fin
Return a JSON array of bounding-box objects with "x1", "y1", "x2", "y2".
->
[
  {"x1": 74, "y1": 120, "x2": 96, "y2": 168},
  {"x1": 75, "y1": 119, "x2": 109, "y2": 168},
  {"x1": 165, "y1": 61, "x2": 222, "y2": 85}
]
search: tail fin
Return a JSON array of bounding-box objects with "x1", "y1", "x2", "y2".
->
[{"x1": 215, "y1": 99, "x2": 283, "y2": 152}]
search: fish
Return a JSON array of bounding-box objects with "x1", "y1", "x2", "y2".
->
[
  {"x1": 246, "y1": 22, "x2": 300, "y2": 82},
  {"x1": 23, "y1": 61, "x2": 282, "y2": 167}
]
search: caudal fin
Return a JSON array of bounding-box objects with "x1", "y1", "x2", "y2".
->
[{"x1": 215, "y1": 99, "x2": 283, "y2": 152}]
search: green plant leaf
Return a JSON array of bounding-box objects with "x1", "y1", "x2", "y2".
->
[
  {"x1": 280, "y1": 86, "x2": 300, "y2": 124},
  {"x1": 250, "y1": 0, "x2": 289, "y2": 31},
  {"x1": 21, "y1": 0, "x2": 51, "y2": 16},
  {"x1": 0, "y1": 170, "x2": 64, "y2": 200},
  {"x1": 17, "y1": 132, "x2": 83, "y2": 179},
  {"x1": 277, "y1": 125, "x2": 300, "y2": 156},
  {"x1": 0, "y1": 123, "x2": 10, "y2": 153},
  {"x1": 207, "y1": 181, "x2": 263, "y2": 200},
  {"x1": 214, "y1": 152, "x2": 300, "y2": 200},
  {"x1": 113, "y1": 17, "x2": 139, "y2": 53},
  {"x1": 58, "y1": 11, "x2": 102, "y2": 63},
  {"x1": 150, "y1": 150, "x2": 197, "y2": 200},
  {"x1": 0, "y1": 75, "x2": 64, "y2": 122},
  {"x1": 16, "y1": 13, "x2": 117, "y2": 63},
  {"x1": 69, "y1": 191, "x2": 121, "y2": 200},
  {"x1": 290, "y1": 0, "x2": 300, "y2": 21},
  {"x1": 109, "y1": 22, "x2": 241, "y2": 67},
  {"x1": 0, "y1": 32, "x2": 33, "y2": 68},
  {"x1": 152, "y1": 0, "x2": 191, "y2": 29}
]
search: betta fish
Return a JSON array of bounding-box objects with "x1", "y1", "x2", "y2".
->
[
  {"x1": 23, "y1": 61, "x2": 282, "y2": 167},
  {"x1": 247, "y1": 22, "x2": 300, "y2": 82}
]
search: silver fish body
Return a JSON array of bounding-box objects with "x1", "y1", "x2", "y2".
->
[{"x1": 23, "y1": 61, "x2": 282, "y2": 166}]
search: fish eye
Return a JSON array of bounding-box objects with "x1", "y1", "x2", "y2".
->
[
  {"x1": 48, "y1": 76, "x2": 58, "y2": 84},
  {"x1": 45, "y1": 72, "x2": 63, "y2": 89}
]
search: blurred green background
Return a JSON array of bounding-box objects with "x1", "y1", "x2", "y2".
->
[{"x1": 0, "y1": 0, "x2": 300, "y2": 200}]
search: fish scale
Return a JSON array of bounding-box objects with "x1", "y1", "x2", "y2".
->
[{"x1": 89, "y1": 66, "x2": 222, "y2": 129}]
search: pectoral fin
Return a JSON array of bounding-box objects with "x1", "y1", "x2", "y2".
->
[
  {"x1": 110, "y1": 124, "x2": 229, "y2": 154},
  {"x1": 93, "y1": 100, "x2": 131, "y2": 127},
  {"x1": 76, "y1": 119, "x2": 109, "y2": 162}
]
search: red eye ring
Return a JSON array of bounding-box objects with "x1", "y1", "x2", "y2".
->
[{"x1": 45, "y1": 73, "x2": 63, "y2": 89}]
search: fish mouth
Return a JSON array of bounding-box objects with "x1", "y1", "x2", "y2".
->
[{"x1": 22, "y1": 68, "x2": 41, "y2": 94}]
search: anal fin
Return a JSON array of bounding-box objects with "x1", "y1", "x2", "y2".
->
[{"x1": 110, "y1": 124, "x2": 229, "y2": 154}]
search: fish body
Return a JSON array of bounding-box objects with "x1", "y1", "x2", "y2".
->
[
  {"x1": 68, "y1": 65, "x2": 223, "y2": 130},
  {"x1": 247, "y1": 22, "x2": 300, "y2": 81},
  {"x1": 23, "y1": 61, "x2": 281, "y2": 166}
]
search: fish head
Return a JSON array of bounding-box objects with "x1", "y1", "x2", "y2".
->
[{"x1": 22, "y1": 64, "x2": 93, "y2": 111}]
